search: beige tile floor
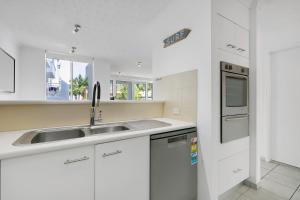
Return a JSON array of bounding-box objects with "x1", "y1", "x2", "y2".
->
[{"x1": 219, "y1": 160, "x2": 300, "y2": 200}]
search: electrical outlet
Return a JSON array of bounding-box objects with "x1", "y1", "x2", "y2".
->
[{"x1": 172, "y1": 107, "x2": 180, "y2": 115}]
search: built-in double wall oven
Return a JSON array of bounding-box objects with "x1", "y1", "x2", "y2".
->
[{"x1": 221, "y1": 61, "x2": 249, "y2": 143}]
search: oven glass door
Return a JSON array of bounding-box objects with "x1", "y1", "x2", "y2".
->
[{"x1": 222, "y1": 72, "x2": 248, "y2": 116}]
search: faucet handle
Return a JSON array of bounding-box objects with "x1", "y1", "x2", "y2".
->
[
  {"x1": 98, "y1": 110, "x2": 103, "y2": 122},
  {"x1": 90, "y1": 107, "x2": 96, "y2": 117}
]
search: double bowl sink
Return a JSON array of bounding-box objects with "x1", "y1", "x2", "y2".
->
[{"x1": 13, "y1": 120, "x2": 170, "y2": 146}]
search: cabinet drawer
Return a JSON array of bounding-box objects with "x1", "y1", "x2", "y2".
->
[
  {"x1": 1, "y1": 146, "x2": 94, "y2": 200},
  {"x1": 235, "y1": 26, "x2": 249, "y2": 58},
  {"x1": 217, "y1": 50, "x2": 249, "y2": 67},
  {"x1": 216, "y1": 15, "x2": 236, "y2": 55},
  {"x1": 218, "y1": 150, "x2": 249, "y2": 194},
  {"x1": 216, "y1": 15, "x2": 249, "y2": 59},
  {"x1": 215, "y1": 0, "x2": 250, "y2": 29}
]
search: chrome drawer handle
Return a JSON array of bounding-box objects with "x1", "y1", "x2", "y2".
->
[
  {"x1": 103, "y1": 150, "x2": 122, "y2": 158},
  {"x1": 227, "y1": 44, "x2": 236, "y2": 49},
  {"x1": 233, "y1": 168, "x2": 243, "y2": 173},
  {"x1": 64, "y1": 156, "x2": 89, "y2": 165}
]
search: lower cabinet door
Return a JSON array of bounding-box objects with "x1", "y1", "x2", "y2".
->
[
  {"x1": 95, "y1": 136, "x2": 150, "y2": 200},
  {"x1": 218, "y1": 149, "x2": 250, "y2": 194},
  {"x1": 1, "y1": 146, "x2": 94, "y2": 200}
]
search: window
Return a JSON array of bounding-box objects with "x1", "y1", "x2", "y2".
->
[
  {"x1": 147, "y1": 83, "x2": 153, "y2": 100},
  {"x1": 110, "y1": 80, "x2": 114, "y2": 98},
  {"x1": 116, "y1": 81, "x2": 132, "y2": 100},
  {"x1": 111, "y1": 80, "x2": 153, "y2": 101},
  {"x1": 133, "y1": 83, "x2": 146, "y2": 100},
  {"x1": 46, "y1": 57, "x2": 93, "y2": 101}
]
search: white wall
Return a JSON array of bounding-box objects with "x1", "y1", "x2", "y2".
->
[
  {"x1": 150, "y1": 0, "x2": 213, "y2": 199},
  {"x1": 0, "y1": 22, "x2": 20, "y2": 100},
  {"x1": 149, "y1": 0, "x2": 211, "y2": 78},
  {"x1": 248, "y1": 0, "x2": 261, "y2": 184},
  {"x1": 257, "y1": 0, "x2": 300, "y2": 162},
  {"x1": 19, "y1": 45, "x2": 46, "y2": 100},
  {"x1": 270, "y1": 47, "x2": 300, "y2": 168},
  {"x1": 94, "y1": 58, "x2": 111, "y2": 101}
]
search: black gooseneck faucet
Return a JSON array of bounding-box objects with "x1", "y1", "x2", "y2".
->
[{"x1": 90, "y1": 81, "x2": 102, "y2": 126}]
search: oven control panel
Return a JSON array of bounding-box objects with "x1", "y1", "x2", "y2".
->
[{"x1": 221, "y1": 61, "x2": 249, "y2": 75}]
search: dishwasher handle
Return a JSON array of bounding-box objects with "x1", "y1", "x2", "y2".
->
[
  {"x1": 167, "y1": 135, "x2": 188, "y2": 148},
  {"x1": 168, "y1": 135, "x2": 187, "y2": 143}
]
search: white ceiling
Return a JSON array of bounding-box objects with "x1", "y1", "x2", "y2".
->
[
  {"x1": 238, "y1": 0, "x2": 255, "y2": 8},
  {"x1": 0, "y1": 0, "x2": 175, "y2": 77},
  {"x1": 258, "y1": 0, "x2": 300, "y2": 52}
]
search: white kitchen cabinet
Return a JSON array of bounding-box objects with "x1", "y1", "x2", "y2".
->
[
  {"x1": 1, "y1": 146, "x2": 94, "y2": 200},
  {"x1": 215, "y1": 0, "x2": 250, "y2": 29},
  {"x1": 235, "y1": 24, "x2": 250, "y2": 58},
  {"x1": 218, "y1": 149, "x2": 250, "y2": 194},
  {"x1": 218, "y1": 136, "x2": 249, "y2": 160},
  {"x1": 95, "y1": 136, "x2": 149, "y2": 200},
  {"x1": 216, "y1": 14, "x2": 249, "y2": 59},
  {"x1": 217, "y1": 50, "x2": 249, "y2": 68}
]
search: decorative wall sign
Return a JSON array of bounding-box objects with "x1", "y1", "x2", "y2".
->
[{"x1": 163, "y1": 28, "x2": 191, "y2": 48}]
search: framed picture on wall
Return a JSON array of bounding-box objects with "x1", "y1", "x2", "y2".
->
[{"x1": 0, "y1": 47, "x2": 15, "y2": 93}]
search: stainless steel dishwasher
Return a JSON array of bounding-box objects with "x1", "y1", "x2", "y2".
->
[{"x1": 150, "y1": 128, "x2": 198, "y2": 200}]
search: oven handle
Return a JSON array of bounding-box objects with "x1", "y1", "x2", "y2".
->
[
  {"x1": 222, "y1": 71, "x2": 248, "y2": 79},
  {"x1": 225, "y1": 115, "x2": 248, "y2": 121}
]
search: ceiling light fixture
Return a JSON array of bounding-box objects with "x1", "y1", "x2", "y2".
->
[
  {"x1": 70, "y1": 46, "x2": 77, "y2": 54},
  {"x1": 137, "y1": 61, "x2": 142, "y2": 68},
  {"x1": 73, "y1": 24, "x2": 81, "y2": 34}
]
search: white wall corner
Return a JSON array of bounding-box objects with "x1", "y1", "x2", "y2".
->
[
  {"x1": 93, "y1": 59, "x2": 111, "y2": 101},
  {"x1": 247, "y1": 0, "x2": 261, "y2": 185},
  {"x1": 18, "y1": 45, "x2": 46, "y2": 100}
]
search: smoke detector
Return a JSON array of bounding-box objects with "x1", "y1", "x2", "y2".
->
[{"x1": 73, "y1": 24, "x2": 81, "y2": 34}]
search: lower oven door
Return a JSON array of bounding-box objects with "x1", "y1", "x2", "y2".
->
[{"x1": 221, "y1": 114, "x2": 249, "y2": 143}]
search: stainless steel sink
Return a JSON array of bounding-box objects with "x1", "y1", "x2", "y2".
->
[
  {"x1": 13, "y1": 119, "x2": 171, "y2": 146},
  {"x1": 88, "y1": 125, "x2": 130, "y2": 135},
  {"x1": 13, "y1": 128, "x2": 85, "y2": 145},
  {"x1": 31, "y1": 129, "x2": 85, "y2": 144}
]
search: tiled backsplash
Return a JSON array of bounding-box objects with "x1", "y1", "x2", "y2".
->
[
  {"x1": 154, "y1": 70, "x2": 197, "y2": 123},
  {"x1": 0, "y1": 102, "x2": 163, "y2": 132}
]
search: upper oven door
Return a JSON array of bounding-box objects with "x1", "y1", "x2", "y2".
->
[{"x1": 222, "y1": 71, "x2": 248, "y2": 116}]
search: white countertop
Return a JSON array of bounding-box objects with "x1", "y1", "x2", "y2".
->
[{"x1": 0, "y1": 118, "x2": 195, "y2": 160}]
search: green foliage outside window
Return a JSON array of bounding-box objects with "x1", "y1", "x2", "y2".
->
[
  {"x1": 116, "y1": 83, "x2": 129, "y2": 100},
  {"x1": 134, "y1": 83, "x2": 146, "y2": 100},
  {"x1": 71, "y1": 75, "x2": 89, "y2": 100}
]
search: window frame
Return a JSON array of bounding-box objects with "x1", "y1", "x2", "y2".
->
[
  {"x1": 133, "y1": 82, "x2": 146, "y2": 100},
  {"x1": 111, "y1": 79, "x2": 153, "y2": 101},
  {"x1": 115, "y1": 80, "x2": 132, "y2": 100},
  {"x1": 146, "y1": 82, "x2": 153, "y2": 100},
  {"x1": 45, "y1": 53, "x2": 94, "y2": 101}
]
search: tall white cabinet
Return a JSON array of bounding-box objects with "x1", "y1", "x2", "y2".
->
[
  {"x1": 95, "y1": 136, "x2": 149, "y2": 200},
  {"x1": 213, "y1": 0, "x2": 251, "y2": 196},
  {"x1": 1, "y1": 146, "x2": 94, "y2": 200}
]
